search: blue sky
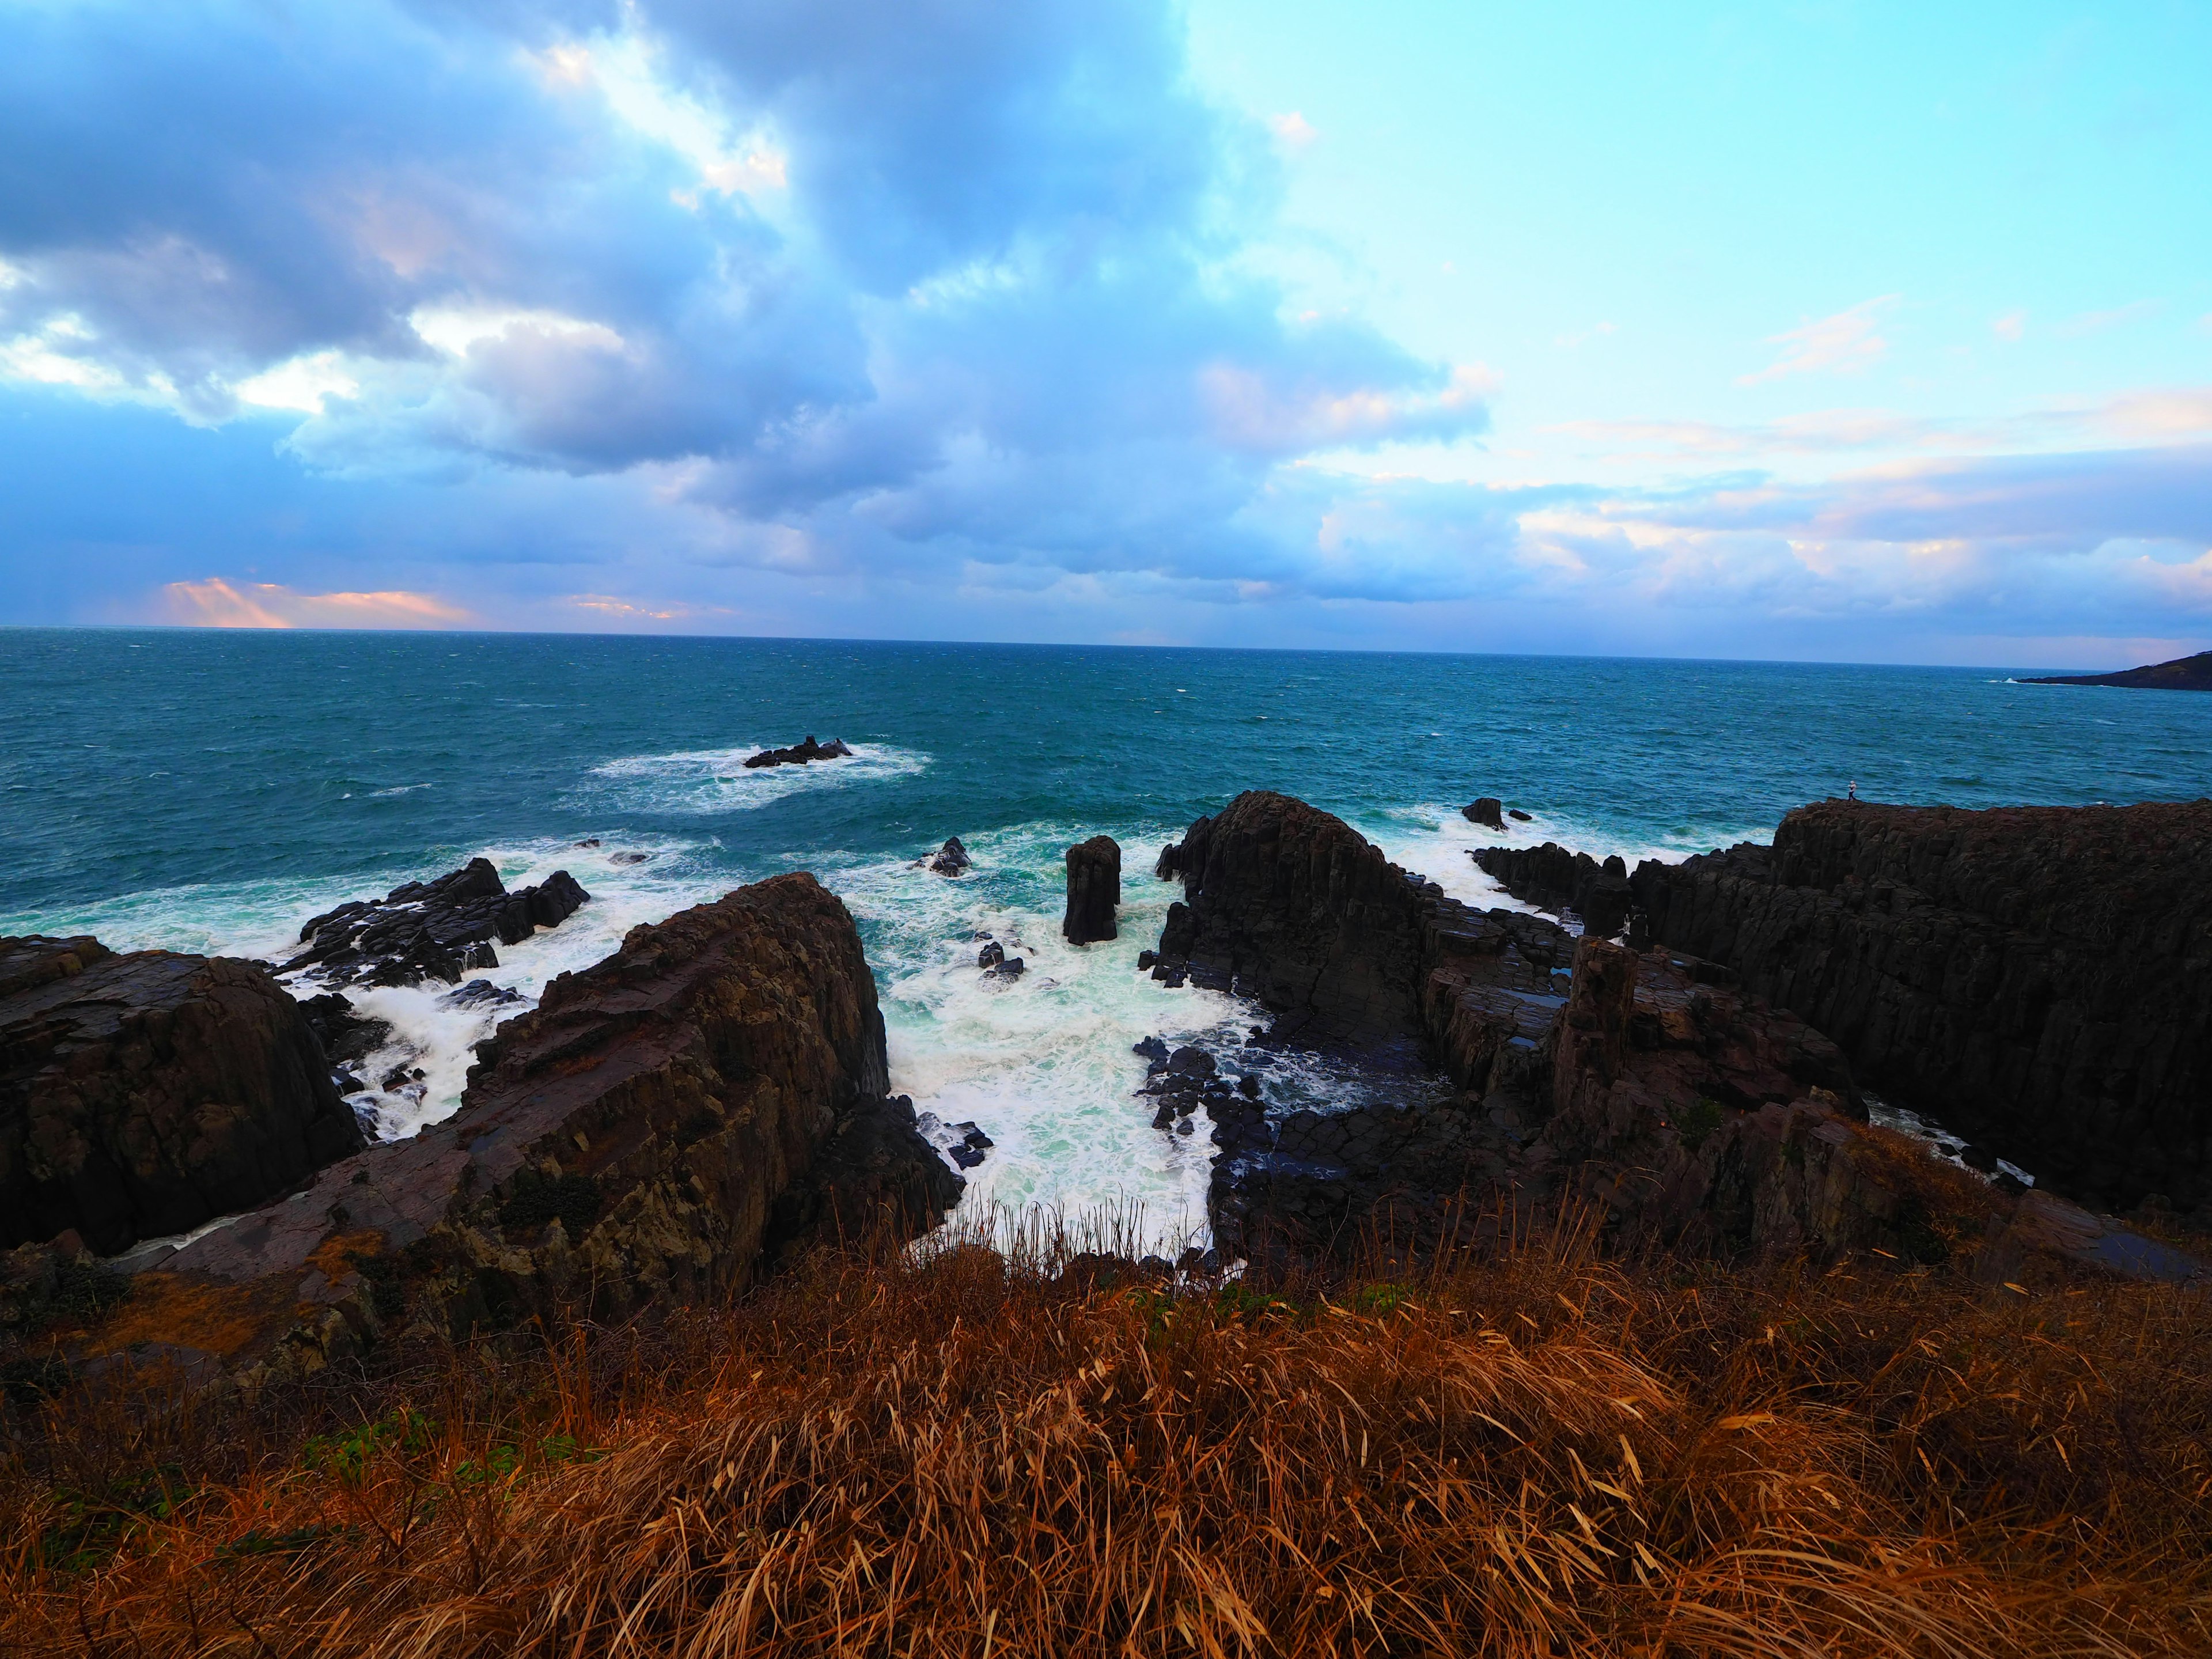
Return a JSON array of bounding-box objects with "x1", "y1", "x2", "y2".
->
[{"x1": 2, "y1": 0, "x2": 2207, "y2": 665}]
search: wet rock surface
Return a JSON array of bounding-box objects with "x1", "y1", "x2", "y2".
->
[
  {"x1": 52, "y1": 874, "x2": 962, "y2": 1392},
  {"x1": 743, "y1": 735, "x2": 854, "y2": 768},
  {"x1": 1, "y1": 936, "x2": 365, "y2": 1255},
  {"x1": 1063, "y1": 835, "x2": 1122, "y2": 944},
  {"x1": 282, "y1": 858, "x2": 589, "y2": 988},
  {"x1": 1461, "y1": 797, "x2": 1504, "y2": 830},
  {"x1": 1629, "y1": 798, "x2": 2212, "y2": 1219},
  {"x1": 921, "y1": 837, "x2": 972, "y2": 875}
]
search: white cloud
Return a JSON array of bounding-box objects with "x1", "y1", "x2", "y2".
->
[
  {"x1": 1992, "y1": 308, "x2": 2027, "y2": 342},
  {"x1": 1268, "y1": 111, "x2": 1317, "y2": 150},
  {"x1": 1738, "y1": 295, "x2": 1899, "y2": 385},
  {"x1": 159, "y1": 579, "x2": 471, "y2": 628}
]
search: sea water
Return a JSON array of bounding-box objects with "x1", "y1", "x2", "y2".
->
[{"x1": 6, "y1": 630, "x2": 2210, "y2": 1247}]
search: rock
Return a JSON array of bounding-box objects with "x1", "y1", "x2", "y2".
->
[
  {"x1": 575, "y1": 838, "x2": 601, "y2": 848},
  {"x1": 1471, "y1": 842, "x2": 1630, "y2": 936},
  {"x1": 282, "y1": 859, "x2": 590, "y2": 988},
  {"x1": 1132, "y1": 1036, "x2": 1169, "y2": 1063},
  {"x1": 609, "y1": 851, "x2": 652, "y2": 866},
  {"x1": 1063, "y1": 835, "x2": 1122, "y2": 945},
  {"x1": 1147, "y1": 791, "x2": 1433, "y2": 1041},
  {"x1": 1167, "y1": 1046, "x2": 1215, "y2": 1078},
  {"x1": 298, "y1": 992, "x2": 393, "y2": 1075},
  {"x1": 0, "y1": 937, "x2": 365, "y2": 1255},
  {"x1": 992, "y1": 956, "x2": 1025, "y2": 980},
  {"x1": 978, "y1": 941, "x2": 1005, "y2": 970},
  {"x1": 743, "y1": 735, "x2": 854, "y2": 769},
  {"x1": 922, "y1": 837, "x2": 972, "y2": 876},
  {"x1": 50, "y1": 874, "x2": 963, "y2": 1392},
  {"x1": 1462, "y1": 798, "x2": 1504, "y2": 830},
  {"x1": 1136, "y1": 950, "x2": 1158, "y2": 971},
  {"x1": 1508, "y1": 809, "x2": 1532, "y2": 822},
  {"x1": 1628, "y1": 799, "x2": 2212, "y2": 1214},
  {"x1": 445, "y1": 979, "x2": 523, "y2": 1010}
]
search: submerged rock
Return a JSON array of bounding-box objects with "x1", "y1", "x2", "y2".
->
[
  {"x1": 743, "y1": 734, "x2": 854, "y2": 769},
  {"x1": 1, "y1": 936, "x2": 365, "y2": 1255},
  {"x1": 1063, "y1": 835, "x2": 1122, "y2": 945},
  {"x1": 283, "y1": 859, "x2": 590, "y2": 988}
]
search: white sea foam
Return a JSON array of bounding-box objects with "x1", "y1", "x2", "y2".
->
[{"x1": 578, "y1": 741, "x2": 929, "y2": 816}]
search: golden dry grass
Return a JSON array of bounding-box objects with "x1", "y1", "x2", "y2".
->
[{"x1": 5, "y1": 1208, "x2": 2209, "y2": 1657}]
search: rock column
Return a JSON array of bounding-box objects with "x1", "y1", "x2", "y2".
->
[{"x1": 1063, "y1": 836, "x2": 1122, "y2": 945}]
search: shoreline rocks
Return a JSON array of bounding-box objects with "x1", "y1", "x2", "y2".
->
[
  {"x1": 744, "y1": 735, "x2": 854, "y2": 768},
  {"x1": 47, "y1": 874, "x2": 963, "y2": 1392},
  {"x1": 1063, "y1": 835, "x2": 1122, "y2": 945},
  {"x1": 1630, "y1": 798, "x2": 2212, "y2": 1219},
  {"x1": 282, "y1": 859, "x2": 589, "y2": 988},
  {"x1": 2, "y1": 937, "x2": 365, "y2": 1255},
  {"x1": 1472, "y1": 843, "x2": 1633, "y2": 938},
  {"x1": 2020, "y1": 649, "x2": 2212, "y2": 692}
]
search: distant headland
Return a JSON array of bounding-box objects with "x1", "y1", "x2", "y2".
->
[{"x1": 2022, "y1": 649, "x2": 2212, "y2": 691}]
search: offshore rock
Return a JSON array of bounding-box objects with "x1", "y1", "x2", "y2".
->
[
  {"x1": 1, "y1": 937, "x2": 364, "y2": 1255},
  {"x1": 1628, "y1": 798, "x2": 2212, "y2": 1217},
  {"x1": 1473, "y1": 843, "x2": 1633, "y2": 938},
  {"x1": 283, "y1": 859, "x2": 589, "y2": 988},
  {"x1": 1461, "y1": 797, "x2": 1505, "y2": 830},
  {"x1": 744, "y1": 734, "x2": 854, "y2": 768},
  {"x1": 1063, "y1": 835, "x2": 1122, "y2": 945},
  {"x1": 921, "y1": 837, "x2": 972, "y2": 876},
  {"x1": 54, "y1": 874, "x2": 961, "y2": 1392}
]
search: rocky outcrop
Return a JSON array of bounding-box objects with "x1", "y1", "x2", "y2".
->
[
  {"x1": 1063, "y1": 836, "x2": 1122, "y2": 944},
  {"x1": 2021, "y1": 650, "x2": 2212, "y2": 692},
  {"x1": 1, "y1": 937, "x2": 365, "y2": 1255},
  {"x1": 1628, "y1": 799, "x2": 2212, "y2": 1218},
  {"x1": 1149, "y1": 792, "x2": 1431, "y2": 1041},
  {"x1": 50, "y1": 875, "x2": 961, "y2": 1393},
  {"x1": 283, "y1": 859, "x2": 589, "y2": 988},
  {"x1": 1472, "y1": 843, "x2": 1634, "y2": 938},
  {"x1": 919, "y1": 838, "x2": 971, "y2": 876},
  {"x1": 1462, "y1": 798, "x2": 1504, "y2": 830},
  {"x1": 744, "y1": 736, "x2": 854, "y2": 768}
]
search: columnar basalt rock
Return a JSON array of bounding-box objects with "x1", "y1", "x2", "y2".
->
[
  {"x1": 1473, "y1": 843, "x2": 1633, "y2": 938},
  {"x1": 1, "y1": 937, "x2": 365, "y2": 1255},
  {"x1": 1063, "y1": 836, "x2": 1122, "y2": 945},
  {"x1": 1628, "y1": 800, "x2": 2212, "y2": 1216},
  {"x1": 53, "y1": 874, "x2": 963, "y2": 1391}
]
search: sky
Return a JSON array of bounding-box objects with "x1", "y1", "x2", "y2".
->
[{"x1": 2, "y1": 0, "x2": 2207, "y2": 666}]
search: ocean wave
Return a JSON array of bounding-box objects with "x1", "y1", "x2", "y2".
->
[{"x1": 578, "y1": 742, "x2": 930, "y2": 816}]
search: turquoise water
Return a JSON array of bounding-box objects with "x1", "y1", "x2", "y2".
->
[{"x1": 6, "y1": 628, "x2": 2210, "y2": 1244}]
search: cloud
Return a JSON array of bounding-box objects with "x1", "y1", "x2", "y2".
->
[
  {"x1": 160, "y1": 578, "x2": 471, "y2": 628},
  {"x1": 1268, "y1": 112, "x2": 1318, "y2": 151},
  {"x1": 1991, "y1": 309, "x2": 2027, "y2": 342},
  {"x1": 1737, "y1": 296, "x2": 1898, "y2": 385},
  {"x1": 2055, "y1": 299, "x2": 2161, "y2": 338}
]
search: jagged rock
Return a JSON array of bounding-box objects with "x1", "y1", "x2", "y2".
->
[
  {"x1": 1472, "y1": 843, "x2": 1631, "y2": 937},
  {"x1": 298, "y1": 992, "x2": 392, "y2": 1075},
  {"x1": 991, "y1": 956, "x2": 1026, "y2": 980},
  {"x1": 978, "y1": 940, "x2": 1005, "y2": 970},
  {"x1": 283, "y1": 859, "x2": 590, "y2": 988},
  {"x1": 52, "y1": 875, "x2": 961, "y2": 1391},
  {"x1": 1, "y1": 937, "x2": 365, "y2": 1255},
  {"x1": 1063, "y1": 835, "x2": 1122, "y2": 945},
  {"x1": 743, "y1": 735, "x2": 854, "y2": 768},
  {"x1": 1628, "y1": 798, "x2": 2212, "y2": 1215},
  {"x1": 1462, "y1": 798, "x2": 1504, "y2": 830},
  {"x1": 922, "y1": 837, "x2": 972, "y2": 876},
  {"x1": 1149, "y1": 791, "x2": 1433, "y2": 1041}
]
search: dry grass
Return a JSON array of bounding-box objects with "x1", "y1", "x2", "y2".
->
[{"x1": 4, "y1": 1207, "x2": 2209, "y2": 1658}]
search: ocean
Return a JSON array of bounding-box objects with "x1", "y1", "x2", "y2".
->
[{"x1": 6, "y1": 628, "x2": 2209, "y2": 1248}]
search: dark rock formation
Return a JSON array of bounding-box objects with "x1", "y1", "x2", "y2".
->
[
  {"x1": 55, "y1": 874, "x2": 961, "y2": 1391},
  {"x1": 921, "y1": 837, "x2": 971, "y2": 876},
  {"x1": 1063, "y1": 835, "x2": 1122, "y2": 945},
  {"x1": 2021, "y1": 650, "x2": 2212, "y2": 692},
  {"x1": 1628, "y1": 798, "x2": 2212, "y2": 1216},
  {"x1": 283, "y1": 859, "x2": 589, "y2": 988},
  {"x1": 1, "y1": 937, "x2": 365, "y2": 1255},
  {"x1": 1148, "y1": 791, "x2": 1432, "y2": 1041},
  {"x1": 1509, "y1": 809, "x2": 1532, "y2": 822},
  {"x1": 1462, "y1": 798, "x2": 1504, "y2": 830},
  {"x1": 1473, "y1": 843, "x2": 1634, "y2": 938},
  {"x1": 743, "y1": 735, "x2": 854, "y2": 768}
]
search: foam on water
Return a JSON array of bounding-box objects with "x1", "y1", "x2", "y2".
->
[
  {"x1": 578, "y1": 742, "x2": 930, "y2": 816},
  {"x1": 830, "y1": 821, "x2": 1243, "y2": 1252}
]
